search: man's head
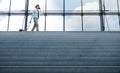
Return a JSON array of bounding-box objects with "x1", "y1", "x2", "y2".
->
[{"x1": 35, "y1": 4, "x2": 40, "y2": 9}]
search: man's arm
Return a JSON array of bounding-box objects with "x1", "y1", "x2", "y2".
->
[{"x1": 29, "y1": 10, "x2": 35, "y2": 23}]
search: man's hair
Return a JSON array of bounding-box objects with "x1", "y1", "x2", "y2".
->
[{"x1": 35, "y1": 4, "x2": 39, "y2": 8}]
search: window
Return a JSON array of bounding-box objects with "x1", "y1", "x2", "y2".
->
[
  {"x1": 104, "y1": 15, "x2": 120, "y2": 31},
  {"x1": 9, "y1": 16, "x2": 24, "y2": 31},
  {"x1": 65, "y1": 0, "x2": 81, "y2": 13},
  {"x1": 46, "y1": 16, "x2": 63, "y2": 31},
  {"x1": 65, "y1": 15, "x2": 82, "y2": 31},
  {"x1": 47, "y1": 0, "x2": 63, "y2": 10},
  {"x1": 11, "y1": 0, "x2": 25, "y2": 10},
  {"x1": 118, "y1": 0, "x2": 120, "y2": 10},
  {"x1": 83, "y1": 15, "x2": 100, "y2": 31},
  {"x1": 82, "y1": 0, "x2": 99, "y2": 12},
  {"x1": 0, "y1": 0, "x2": 120, "y2": 31},
  {"x1": 0, "y1": 0, "x2": 10, "y2": 11},
  {"x1": 104, "y1": 0, "x2": 117, "y2": 11},
  {"x1": 0, "y1": 16, "x2": 8, "y2": 31}
]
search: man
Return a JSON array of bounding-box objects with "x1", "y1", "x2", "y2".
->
[{"x1": 29, "y1": 4, "x2": 41, "y2": 31}]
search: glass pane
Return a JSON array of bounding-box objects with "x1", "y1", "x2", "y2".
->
[
  {"x1": 47, "y1": 0, "x2": 63, "y2": 10},
  {"x1": 104, "y1": 0, "x2": 117, "y2": 10},
  {"x1": 118, "y1": 0, "x2": 120, "y2": 10},
  {"x1": 65, "y1": 0, "x2": 81, "y2": 13},
  {"x1": 82, "y1": 0, "x2": 99, "y2": 12},
  {"x1": 83, "y1": 15, "x2": 100, "y2": 31},
  {"x1": 0, "y1": 16, "x2": 8, "y2": 31},
  {"x1": 46, "y1": 16, "x2": 63, "y2": 31},
  {"x1": 11, "y1": 0, "x2": 25, "y2": 10},
  {"x1": 29, "y1": 0, "x2": 45, "y2": 10},
  {"x1": 28, "y1": 16, "x2": 45, "y2": 31},
  {"x1": 0, "y1": 0, "x2": 10, "y2": 11},
  {"x1": 104, "y1": 15, "x2": 120, "y2": 31},
  {"x1": 9, "y1": 16, "x2": 24, "y2": 31},
  {"x1": 65, "y1": 16, "x2": 82, "y2": 31}
]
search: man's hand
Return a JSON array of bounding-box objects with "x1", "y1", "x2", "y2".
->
[{"x1": 29, "y1": 21, "x2": 31, "y2": 23}]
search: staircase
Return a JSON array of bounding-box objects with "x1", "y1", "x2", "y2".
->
[{"x1": 0, "y1": 32, "x2": 120, "y2": 73}]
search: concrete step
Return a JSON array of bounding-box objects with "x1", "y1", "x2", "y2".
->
[{"x1": 0, "y1": 32, "x2": 120, "y2": 73}]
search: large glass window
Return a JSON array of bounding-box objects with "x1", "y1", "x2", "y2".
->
[
  {"x1": 82, "y1": 0, "x2": 99, "y2": 12},
  {"x1": 104, "y1": 0, "x2": 117, "y2": 11},
  {"x1": 83, "y1": 15, "x2": 100, "y2": 31},
  {"x1": 47, "y1": 0, "x2": 63, "y2": 10},
  {"x1": 0, "y1": 0, "x2": 10, "y2": 11},
  {"x1": 104, "y1": 15, "x2": 120, "y2": 31},
  {"x1": 118, "y1": 0, "x2": 120, "y2": 10},
  {"x1": 65, "y1": 0, "x2": 81, "y2": 13},
  {"x1": 65, "y1": 15, "x2": 82, "y2": 31},
  {"x1": 0, "y1": 16, "x2": 8, "y2": 31},
  {"x1": 11, "y1": 0, "x2": 25, "y2": 10},
  {"x1": 46, "y1": 16, "x2": 63, "y2": 31},
  {"x1": 0, "y1": 0, "x2": 120, "y2": 32},
  {"x1": 9, "y1": 16, "x2": 24, "y2": 31}
]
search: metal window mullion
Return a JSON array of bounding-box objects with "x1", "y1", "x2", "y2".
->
[
  {"x1": 44, "y1": 0, "x2": 47, "y2": 31},
  {"x1": 63, "y1": 0, "x2": 65, "y2": 32},
  {"x1": 119, "y1": 15, "x2": 120, "y2": 28},
  {"x1": 81, "y1": 0, "x2": 84, "y2": 31},
  {"x1": 24, "y1": 0, "x2": 29, "y2": 31},
  {"x1": 99, "y1": 0, "x2": 105, "y2": 31},
  {"x1": 117, "y1": 0, "x2": 120, "y2": 28},
  {"x1": 7, "y1": 0, "x2": 12, "y2": 31}
]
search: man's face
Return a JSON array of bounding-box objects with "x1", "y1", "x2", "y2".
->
[{"x1": 37, "y1": 6, "x2": 40, "y2": 9}]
